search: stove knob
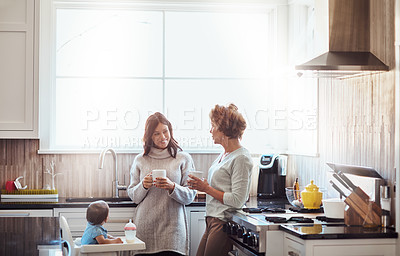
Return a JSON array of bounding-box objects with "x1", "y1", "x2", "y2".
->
[
  {"x1": 231, "y1": 223, "x2": 239, "y2": 235},
  {"x1": 225, "y1": 223, "x2": 232, "y2": 235},
  {"x1": 252, "y1": 233, "x2": 259, "y2": 248},
  {"x1": 242, "y1": 228, "x2": 249, "y2": 243},
  {"x1": 237, "y1": 226, "x2": 244, "y2": 238},
  {"x1": 223, "y1": 222, "x2": 234, "y2": 232},
  {"x1": 242, "y1": 234, "x2": 248, "y2": 244},
  {"x1": 247, "y1": 232, "x2": 254, "y2": 246}
]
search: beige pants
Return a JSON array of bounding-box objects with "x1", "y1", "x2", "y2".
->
[{"x1": 196, "y1": 217, "x2": 233, "y2": 256}]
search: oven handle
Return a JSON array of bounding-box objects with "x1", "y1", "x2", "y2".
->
[{"x1": 229, "y1": 237, "x2": 264, "y2": 256}]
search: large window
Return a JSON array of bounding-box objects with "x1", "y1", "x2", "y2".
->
[{"x1": 40, "y1": 1, "x2": 298, "y2": 153}]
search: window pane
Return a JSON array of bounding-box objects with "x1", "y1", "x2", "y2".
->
[
  {"x1": 165, "y1": 79, "x2": 288, "y2": 153},
  {"x1": 165, "y1": 11, "x2": 272, "y2": 78},
  {"x1": 56, "y1": 9, "x2": 163, "y2": 77},
  {"x1": 55, "y1": 78, "x2": 163, "y2": 149},
  {"x1": 44, "y1": 3, "x2": 288, "y2": 153}
]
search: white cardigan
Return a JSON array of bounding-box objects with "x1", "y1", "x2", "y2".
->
[{"x1": 206, "y1": 147, "x2": 253, "y2": 221}]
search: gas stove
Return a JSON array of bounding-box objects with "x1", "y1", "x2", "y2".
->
[
  {"x1": 289, "y1": 206, "x2": 324, "y2": 213},
  {"x1": 315, "y1": 216, "x2": 345, "y2": 223},
  {"x1": 242, "y1": 207, "x2": 286, "y2": 214},
  {"x1": 265, "y1": 216, "x2": 314, "y2": 223},
  {"x1": 243, "y1": 206, "x2": 324, "y2": 214},
  {"x1": 226, "y1": 206, "x2": 338, "y2": 256}
]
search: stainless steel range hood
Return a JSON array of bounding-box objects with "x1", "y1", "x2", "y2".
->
[
  {"x1": 297, "y1": 51, "x2": 389, "y2": 71},
  {"x1": 295, "y1": 0, "x2": 389, "y2": 74}
]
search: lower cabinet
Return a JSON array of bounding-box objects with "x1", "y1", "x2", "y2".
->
[
  {"x1": 187, "y1": 207, "x2": 206, "y2": 256},
  {"x1": 54, "y1": 207, "x2": 134, "y2": 238},
  {"x1": 0, "y1": 209, "x2": 53, "y2": 217},
  {"x1": 283, "y1": 233, "x2": 397, "y2": 256},
  {"x1": 266, "y1": 230, "x2": 284, "y2": 256},
  {"x1": 283, "y1": 233, "x2": 305, "y2": 256}
]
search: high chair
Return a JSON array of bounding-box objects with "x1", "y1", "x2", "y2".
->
[{"x1": 59, "y1": 216, "x2": 145, "y2": 256}]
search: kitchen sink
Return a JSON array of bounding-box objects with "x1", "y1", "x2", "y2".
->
[{"x1": 66, "y1": 197, "x2": 131, "y2": 203}]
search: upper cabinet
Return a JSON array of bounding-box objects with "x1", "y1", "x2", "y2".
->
[{"x1": 0, "y1": 0, "x2": 38, "y2": 138}]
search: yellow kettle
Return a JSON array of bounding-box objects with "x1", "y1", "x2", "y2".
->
[{"x1": 301, "y1": 180, "x2": 322, "y2": 209}]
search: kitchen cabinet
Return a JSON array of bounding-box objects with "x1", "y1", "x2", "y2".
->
[
  {"x1": 0, "y1": 217, "x2": 61, "y2": 256},
  {"x1": 266, "y1": 230, "x2": 284, "y2": 256},
  {"x1": 53, "y1": 207, "x2": 134, "y2": 238},
  {"x1": 0, "y1": 209, "x2": 53, "y2": 217},
  {"x1": 187, "y1": 206, "x2": 206, "y2": 256},
  {"x1": 283, "y1": 232, "x2": 397, "y2": 256},
  {"x1": 0, "y1": 0, "x2": 38, "y2": 138}
]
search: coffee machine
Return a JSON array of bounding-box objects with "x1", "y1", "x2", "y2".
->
[{"x1": 257, "y1": 154, "x2": 287, "y2": 199}]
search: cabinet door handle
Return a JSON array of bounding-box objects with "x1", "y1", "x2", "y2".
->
[{"x1": 288, "y1": 251, "x2": 299, "y2": 256}]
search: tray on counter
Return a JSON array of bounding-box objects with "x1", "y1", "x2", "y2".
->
[{"x1": 1, "y1": 189, "x2": 58, "y2": 203}]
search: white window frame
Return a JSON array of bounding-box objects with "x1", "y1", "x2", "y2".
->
[{"x1": 38, "y1": 0, "x2": 293, "y2": 154}]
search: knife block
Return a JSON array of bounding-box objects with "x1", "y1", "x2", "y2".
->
[
  {"x1": 344, "y1": 207, "x2": 363, "y2": 226},
  {"x1": 344, "y1": 187, "x2": 381, "y2": 227}
]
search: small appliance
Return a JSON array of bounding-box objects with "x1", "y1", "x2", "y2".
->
[{"x1": 257, "y1": 154, "x2": 287, "y2": 199}]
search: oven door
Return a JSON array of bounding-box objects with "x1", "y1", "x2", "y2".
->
[{"x1": 228, "y1": 237, "x2": 265, "y2": 256}]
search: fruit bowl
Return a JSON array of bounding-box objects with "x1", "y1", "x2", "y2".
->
[
  {"x1": 285, "y1": 187, "x2": 303, "y2": 208},
  {"x1": 286, "y1": 187, "x2": 327, "y2": 209}
]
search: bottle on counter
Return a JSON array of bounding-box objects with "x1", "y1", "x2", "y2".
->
[
  {"x1": 293, "y1": 178, "x2": 300, "y2": 200},
  {"x1": 124, "y1": 219, "x2": 137, "y2": 243}
]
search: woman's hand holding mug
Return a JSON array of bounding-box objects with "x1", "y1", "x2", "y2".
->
[
  {"x1": 142, "y1": 173, "x2": 153, "y2": 189},
  {"x1": 188, "y1": 174, "x2": 209, "y2": 192},
  {"x1": 151, "y1": 169, "x2": 175, "y2": 193}
]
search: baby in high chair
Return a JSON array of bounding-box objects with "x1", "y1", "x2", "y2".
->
[{"x1": 81, "y1": 200, "x2": 123, "y2": 245}]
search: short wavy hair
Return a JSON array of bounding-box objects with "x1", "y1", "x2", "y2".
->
[
  {"x1": 209, "y1": 103, "x2": 247, "y2": 139},
  {"x1": 86, "y1": 200, "x2": 109, "y2": 225}
]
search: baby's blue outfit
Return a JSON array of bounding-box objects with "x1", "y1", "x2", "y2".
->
[{"x1": 81, "y1": 222, "x2": 107, "y2": 245}]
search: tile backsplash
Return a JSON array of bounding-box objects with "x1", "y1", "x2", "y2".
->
[{"x1": 0, "y1": 139, "x2": 218, "y2": 198}]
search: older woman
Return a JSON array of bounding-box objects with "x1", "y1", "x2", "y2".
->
[
  {"x1": 127, "y1": 112, "x2": 196, "y2": 256},
  {"x1": 188, "y1": 103, "x2": 253, "y2": 256}
]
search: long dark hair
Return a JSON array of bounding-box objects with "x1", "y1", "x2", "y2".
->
[{"x1": 143, "y1": 112, "x2": 181, "y2": 158}]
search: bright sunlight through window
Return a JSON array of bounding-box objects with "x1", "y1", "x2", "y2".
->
[{"x1": 39, "y1": 1, "x2": 317, "y2": 154}]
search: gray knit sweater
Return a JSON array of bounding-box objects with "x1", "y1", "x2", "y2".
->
[{"x1": 127, "y1": 147, "x2": 196, "y2": 255}]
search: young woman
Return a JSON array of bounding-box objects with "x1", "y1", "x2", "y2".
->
[
  {"x1": 127, "y1": 112, "x2": 196, "y2": 256},
  {"x1": 188, "y1": 104, "x2": 253, "y2": 256}
]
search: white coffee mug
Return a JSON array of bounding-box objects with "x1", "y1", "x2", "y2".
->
[
  {"x1": 189, "y1": 171, "x2": 204, "y2": 180},
  {"x1": 152, "y1": 169, "x2": 166, "y2": 181}
]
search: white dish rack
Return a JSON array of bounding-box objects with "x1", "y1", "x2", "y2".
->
[{"x1": 1, "y1": 189, "x2": 59, "y2": 203}]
